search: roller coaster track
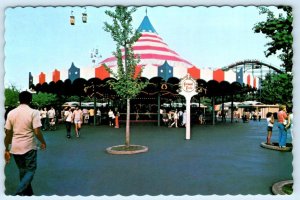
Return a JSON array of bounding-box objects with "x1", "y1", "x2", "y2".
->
[{"x1": 222, "y1": 60, "x2": 283, "y2": 74}]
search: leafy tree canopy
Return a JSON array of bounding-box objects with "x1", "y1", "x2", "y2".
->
[
  {"x1": 32, "y1": 92, "x2": 58, "y2": 109},
  {"x1": 260, "y1": 73, "x2": 293, "y2": 107},
  {"x1": 5, "y1": 85, "x2": 20, "y2": 107},
  {"x1": 253, "y1": 6, "x2": 293, "y2": 72}
]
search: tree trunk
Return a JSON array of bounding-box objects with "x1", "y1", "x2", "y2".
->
[{"x1": 125, "y1": 98, "x2": 130, "y2": 147}]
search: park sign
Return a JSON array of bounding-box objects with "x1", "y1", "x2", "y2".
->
[
  {"x1": 178, "y1": 74, "x2": 198, "y2": 140},
  {"x1": 180, "y1": 74, "x2": 197, "y2": 93}
]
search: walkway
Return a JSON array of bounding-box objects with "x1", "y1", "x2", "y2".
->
[{"x1": 4, "y1": 120, "x2": 293, "y2": 195}]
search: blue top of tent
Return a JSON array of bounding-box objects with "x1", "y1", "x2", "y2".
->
[{"x1": 137, "y1": 16, "x2": 157, "y2": 34}]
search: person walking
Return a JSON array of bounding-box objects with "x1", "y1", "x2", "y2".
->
[
  {"x1": 169, "y1": 110, "x2": 179, "y2": 128},
  {"x1": 73, "y1": 106, "x2": 83, "y2": 137},
  {"x1": 4, "y1": 91, "x2": 47, "y2": 196},
  {"x1": 182, "y1": 110, "x2": 187, "y2": 127},
  {"x1": 108, "y1": 109, "x2": 114, "y2": 127},
  {"x1": 286, "y1": 106, "x2": 293, "y2": 140},
  {"x1": 258, "y1": 110, "x2": 262, "y2": 122},
  {"x1": 167, "y1": 110, "x2": 173, "y2": 127},
  {"x1": 114, "y1": 108, "x2": 120, "y2": 128},
  {"x1": 40, "y1": 107, "x2": 47, "y2": 130},
  {"x1": 47, "y1": 106, "x2": 56, "y2": 126},
  {"x1": 198, "y1": 110, "x2": 204, "y2": 124},
  {"x1": 178, "y1": 109, "x2": 183, "y2": 127},
  {"x1": 96, "y1": 108, "x2": 101, "y2": 125},
  {"x1": 88, "y1": 108, "x2": 95, "y2": 125},
  {"x1": 266, "y1": 112, "x2": 274, "y2": 145},
  {"x1": 162, "y1": 109, "x2": 168, "y2": 126},
  {"x1": 277, "y1": 105, "x2": 288, "y2": 148},
  {"x1": 64, "y1": 106, "x2": 73, "y2": 139}
]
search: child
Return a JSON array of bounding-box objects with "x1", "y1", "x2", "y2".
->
[
  {"x1": 49, "y1": 118, "x2": 56, "y2": 131},
  {"x1": 266, "y1": 112, "x2": 274, "y2": 144}
]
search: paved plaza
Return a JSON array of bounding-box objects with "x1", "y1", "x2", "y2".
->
[{"x1": 4, "y1": 119, "x2": 293, "y2": 196}]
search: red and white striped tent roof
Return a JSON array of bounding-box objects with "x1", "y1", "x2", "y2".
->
[{"x1": 101, "y1": 15, "x2": 193, "y2": 69}]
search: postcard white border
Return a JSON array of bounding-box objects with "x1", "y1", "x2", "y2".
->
[{"x1": 1, "y1": 0, "x2": 299, "y2": 200}]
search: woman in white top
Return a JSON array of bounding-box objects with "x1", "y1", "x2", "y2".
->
[
  {"x1": 266, "y1": 112, "x2": 274, "y2": 144},
  {"x1": 108, "y1": 109, "x2": 115, "y2": 126},
  {"x1": 286, "y1": 107, "x2": 293, "y2": 140},
  {"x1": 40, "y1": 107, "x2": 47, "y2": 130},
  {"x1": 64, "y1": 107, "x2": 73, "y2": 138},
  {"x1": 73, "y1": 106, "x2": 83, "y2": 137}
]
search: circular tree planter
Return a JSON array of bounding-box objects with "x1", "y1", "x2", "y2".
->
[
  {"x1": 272, "y1": 180, "x2": 293, "y2": 195},
  {"x1": 260, "y1": 142, "x2": 292, "y2": 152},
  {"x1": 106, "y1": 144, "x2": 148, "y2": 155}
]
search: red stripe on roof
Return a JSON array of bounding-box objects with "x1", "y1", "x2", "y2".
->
[
  {"x1": 141, "y1": 33, "x2": 162, "y2": 40},
  {"x1": 101, "y1": 53, "x2": 192, "y2": 66},
  {"x1": 121, "y1": 45, "x2": 179, "y2": 56},
  {"x1": 136, "y1": 39, "x2": 167, "y2": 46}
]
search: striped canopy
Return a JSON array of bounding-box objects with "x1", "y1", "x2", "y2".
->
[{"x1": 100, "y1": 15, "x2": 193, "y2": 70}]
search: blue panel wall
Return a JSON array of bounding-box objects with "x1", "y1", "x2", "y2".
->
[
  {"x1": 236, "y1": 68, "x2": 243, "y2": 85},
  {"x1": 158, "y1": 61, "x2": 173, "y2": 81},
  {"x1": 68, "y1": 62, "x2": 80, "y2": 82}
]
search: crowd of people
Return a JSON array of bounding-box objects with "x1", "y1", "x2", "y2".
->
[
  {"x1": 241, "y1": 110, "x2": 262, "y2": 122},
  {"x1": 161, "y1": 109, "x2": 187, "y2": 128}
]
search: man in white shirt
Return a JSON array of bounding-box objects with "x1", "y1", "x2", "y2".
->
[
  {"x1": 96, "y1": 109, "x2": 101, "y2": 125},
  {"x1": 5, "y1": 91, "x2": 47, "y2": 196}
]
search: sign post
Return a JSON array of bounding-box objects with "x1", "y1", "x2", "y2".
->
[{"x1": 178, "y1": 74, "x2": 197, "y2": 140}]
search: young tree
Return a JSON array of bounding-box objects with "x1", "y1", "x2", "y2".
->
[{"x1": 103, "y1": 6, "x2": 148, "y2": 147}]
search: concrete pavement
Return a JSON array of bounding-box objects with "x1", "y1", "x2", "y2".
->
[{"x1": 4, "y1": 119, "x2": 293, "y2": 195}]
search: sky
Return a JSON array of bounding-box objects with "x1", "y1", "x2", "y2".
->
[{"x1": 4, "y1": 6, "x2": 283, "y2": 90}]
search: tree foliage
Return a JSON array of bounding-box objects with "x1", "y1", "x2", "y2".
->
[
  {"x1": 253, "y1": 6, "x2": 293, "y2": 108},
  {"x1": 5, "y1": 85, "x2": 20, "y2": 107},
  {"x1": 103, "y1": 6, "x2": 148, "y2": 100},
  {"x1": 260, "y1": 73, "x2": 293, "y2": 107},
  {"x1": 253, "y1": 6, "x2": 293, "y2": 72},
  {"x1": 32, "y1": 92, "x2": 58, "y2": 108}
]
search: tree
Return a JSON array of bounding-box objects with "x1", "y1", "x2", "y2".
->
[
  {"x1": 103, "y1": 6, "x2": 148, "y2": 147},
  {"x1": 260, "y1": 73, "x2": 293, "y2": 107},
  {"x1": 5, "y1": 85, "x2": 20, "y2": 107},
  {"x1": 253, "y1": 6, "x2": 293, "y2": 72},
  {"x1": 253, "y1": 6, "x2": 293, "y2": 108},
  {"x1": 32, "y1": 92, "x2": 58, "y2": 108}
]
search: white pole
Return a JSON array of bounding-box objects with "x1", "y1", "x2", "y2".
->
[{"x1": 186, "y1": 96, "x2": 191, "y2": 140}]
